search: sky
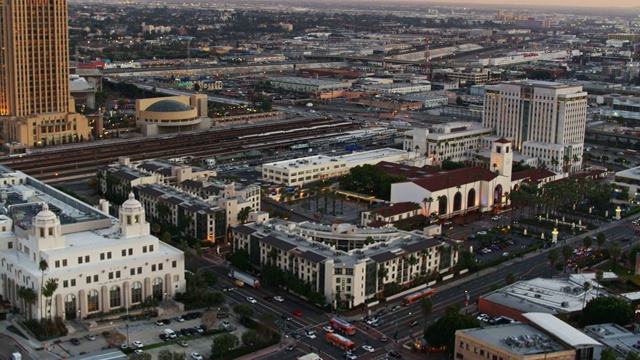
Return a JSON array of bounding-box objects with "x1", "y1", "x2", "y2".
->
[{"x1": 430, "y1": 0, "x2": 640, "y2": 8}]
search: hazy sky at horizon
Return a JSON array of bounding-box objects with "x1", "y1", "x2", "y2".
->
[{"x1": 425, "y1": 0, "x2": 639, "y2": 8}]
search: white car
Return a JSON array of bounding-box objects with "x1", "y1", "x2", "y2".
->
[
  {"x1": 362, "y1": 344, "x2": 375, "y2": 352},
  {"x1": 191, "y1": 352, "x2": 203, "y2": 360},
  {"x1": 134, "y1": 350, "x2": 144, "y2": 355},
  {"x1": 323, "y1": 326, "x2": 334, "y2": 332},
  {"x1": 132, "y1": 341, "x2": 143, "y2": 348},
  {"x1": 366, "y1": 318, "x2": 378, "y2": 325},
  {"x1": 175, "y1": 315, "x2": 185, "y2": 322},
  {"x1": 477, "y1": 231, "x2": 487, "y2": 235},
  {"x1": 246, "y1": 296, "x2": 257, "y2": 304},
  {"x1": 305, "y1": 330, "x2": 316, "y2": 339},
  {"x1": 273, "y1": 296, "x2": 284, "y2": 302},
  {"x1": 346, "y1": 352, "x2": 358, "y2": 360}
]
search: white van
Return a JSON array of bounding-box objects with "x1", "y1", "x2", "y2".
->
[{"x1": 164, "y1": 329, "x2": 177, "y2": 339}]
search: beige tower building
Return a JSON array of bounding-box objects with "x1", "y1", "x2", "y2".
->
[
  {"x1": 483, "y1": 80, "x2": 587, "y2": 174},
  {"x1": 0, "y1": 0, "x2": 91, "y2": 149}
]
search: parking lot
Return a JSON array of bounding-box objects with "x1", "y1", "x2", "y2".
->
[{"x1": 53, "y1": 312, "x2": 247, "y2": 359}]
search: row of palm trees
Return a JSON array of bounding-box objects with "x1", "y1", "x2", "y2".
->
[{"x1": 17, "y1": 259, "x2": 58, "y2": 322}]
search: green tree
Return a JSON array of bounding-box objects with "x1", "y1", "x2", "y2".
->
[
  {"x1": 212, "y1": 333, "x2": 240, "y2": 357},
  {"x1": 420, "y1": 296, "x2": 433, "y2": 317},
  {"x1": 237, "y1": 206, "x2": 251, "y2": 224},
  {"x1": 597, "y1": 232, "x2": 606, "y2": 248},
  {"x1": 339, "y1": 164, "x2": 406, "y2": 200},
  {"x1": 626, "y1": 351, "x2": 640, "y2": 360},
  {"x1": 595, "y1": 270, "x2": 604, "y2": 297},
  {"x1": 609, "y1": 242, "x2": 623, "y2": 272},
  {"x1": 424, "y1": 307, "x2": 480, "y2": 354},
  {"x1": 41, "y1": 278, "x2": 58, "y2": 320},
  {"x1": 562, "y1": 245, "x2": 573, "y2": 272},
  {"x1": 601, "y1": 348, "x2": 618, "y2": 360},
  {"x1": 227, "y1": 248, "x2": 250, "y2": 271},
  {"x1": 548, "y1": 249, "x2": 559, "y2": 276},
  {"x1": 157, "y1": 349, "x2": 186, "y2": 360},
  {"x1": 241, "y1": 329, "x2": 259, "y2": 346},
  {"x1": 202, "y1": 291, "x2": 224, "y2": 309},
  {"x1": 233, "y1": 303, "x2": 255, "y2": 322},
  {"x1": 582, "y1": 281, "x2": 591, "y2": 309},
  {"x1": 582, "y1": 296, "x2": 633, "y2": 326},
  {"x1": 583, "y1": 236, "x2": 592, "y2": 249},
  {"x1": 202, "y1": 269, "x2": 218, "y2": 286},
  {"x1": 38, "y1": 259, "x2": 48, "y2": 319},
  {"x1": 18, "y1": 287, "x2": 37, "y2": 320},
  {"x1": 505, "y1": 272, "x2": 516, "y2": 285},
  {"x1": 629, "y1": 243, "x2": 640, "y2": 267}
]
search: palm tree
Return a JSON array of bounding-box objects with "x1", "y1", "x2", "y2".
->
[
  {"x1": 595, "y1": 270, "x2": 604, "y2": 298},
  {"x1": 609, "y1": 242, "x2": 623, "y2": 271},
  {"x1": 38, "y1": 259, "x2": 48, "y2": 319},
  {"x1": 562, "y1": 245, "x2": 573, "y2": 272},
  {"x1": 18, "y1": 287, "x2": 36, "y2": 320},
  {"x1": 548, "y1": 249, "x2": 559, "y2": 277},
  {"x1": 41, "y1": 278, "x2": 58, "y2": 320},
  {"x1": 597, "y1": 233, "x2": 606, "y2": 248},
  {"x1": 420, "y1": 296, "x2": 433, "y2": 317},
  {"x1": 582, "y1": 281, "x2": 591, "y2": 309},
  {"x1": 408, "y1": 256, "x2": 419, "y2": 281},
  {"x1": 237, "y1": 206, "x2": 251, "y2": 224}
]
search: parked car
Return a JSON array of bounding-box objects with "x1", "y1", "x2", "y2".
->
[
  {"x1": 134, "y1": 350, "x2": 144, "y2": 355},
  {"x1": 85, "y1": 334, "x2": 95, "y2": 341},
  {"x1": 216, "y1": 312, "x2": 229, "y2": 319},
  {"x1": 177, "y1": 341, "x2": 188, "y2": 348},
  {"x1": 175, "y1": 315, "x2": 185, "y2": 322},
  {"x1": 132, "y1": 341, "x2": 143, "y2": 348},
  {"x1": 191, "y1": 352, "x2": 203, "y2": 360}
]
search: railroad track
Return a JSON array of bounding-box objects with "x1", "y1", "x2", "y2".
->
[{"x1": 0, "y1": 118, "x2": 359, "y2": 182}]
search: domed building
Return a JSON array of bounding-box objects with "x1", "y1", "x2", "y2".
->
[
  {"x1": 135, "y1": 95, "x2": 211, "y2": 136},
  {"x1": 0, "y1": 168, "x2": 186, "y2": 321}
]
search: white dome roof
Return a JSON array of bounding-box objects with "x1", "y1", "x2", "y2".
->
[
  {"x1": 35, "y1": 203, "x2": 56, "y2": 221},
  {"x1": 122, "y1": 192, "x2": 142, "y2": 209}
]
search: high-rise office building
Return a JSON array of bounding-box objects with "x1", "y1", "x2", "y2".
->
[
  {"x1": 483, "y1": 80, "x2": 587, "y2": 174},
  {"x1": 0, "y1": 0, "x2": 91, "y2": 149}
]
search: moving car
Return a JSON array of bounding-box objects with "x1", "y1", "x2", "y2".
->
[
  {"x1": 388, "y1": 350, "x2": 402, "y2": 358},
  {"x1": 285, "y1": 344, "x2": 297, "y2": 351},
  {"x1": 305, "y1": 330, "x2": 316, "y2": 339},
  {"x1": 246, "y1": 296, "x2": 257, "y2": 304},
  {"x1": 273, "y1": 296, "x2": 284, "y2": 302},
  {"x1": 323, "y1": 326, "x2": 334, "y2": 333},
  {"x1": 291, "y1": 309, "x2": 303, "y2": 317},
  {"x1": 408, "y1": 320, "x2": 419, "y2": 327},
  {"x1": 362, "y1": 344, "x2": 375, "y2": 352},
  {"x1": 70, "y1": 338, "x2": 80, "y2": 346}
]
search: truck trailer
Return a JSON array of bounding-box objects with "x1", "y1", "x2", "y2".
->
[{"x1": 228, "y1": 269, "x2": 261, "y2": 288}]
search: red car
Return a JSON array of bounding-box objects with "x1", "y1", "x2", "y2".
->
[
  {"x1": 291, "y1": 310, "x2": 302, "y2": 317},
  {"x1": 408, "y1": 320, "x2": 419, "y2": 327}
]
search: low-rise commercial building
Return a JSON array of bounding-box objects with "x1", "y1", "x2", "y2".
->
[{"x1": 262, "y1": 148, "x2": 411, "y2": 188}]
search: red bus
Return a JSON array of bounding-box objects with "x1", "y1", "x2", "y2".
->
[
  {"x1": 402, "y1": 288, "x2": 436, "y2": 306},
  {"x1": 326, "y1": 333, "x2": 356, "y2": 351},
  {"x1": 329, "y1": 317, "x2": 357, "y2": 335}
]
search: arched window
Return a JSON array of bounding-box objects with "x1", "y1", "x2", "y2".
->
[
  {"x1": 110, "y1": 286, "x2": 121, "y2": 308},
  {"x1": 152, "y1": 278, "x2": 163, "y2": 301},
  {"x1": 467, "y1": 189, "x2": 476, "y2": 208},
  {"x1": 494, "y1": 184, "x2": 503, "y2": 205},
  {"x1": 64, "y1": 294, "x2": 76, "y2": 320},
  {"x1": 131, "y1": 282, "x2": 142, "y2": 304},
  {"x1": 87, "y1": 290, "x2": 99, "y2": 313},
  {"x1": 453, "y1": 192, "x2": 462, "y2": 212},
  {"x1": 438, "y1": 197, "x2": 448, "y2": 215}
]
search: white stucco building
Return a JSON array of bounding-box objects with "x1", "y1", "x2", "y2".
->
[
  {"x1": 483, "y1": 80, "x2": 587, "y2": 174},
  {"x1": 0, "y1": 166, "x2": 185, "y2": 321}
]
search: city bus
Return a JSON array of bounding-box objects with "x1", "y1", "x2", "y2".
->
[
  {"x1": 326, "y1": 333, "x2": 356, "y2": 351},
  {"x1": 328, "y1": 317, "x2": 357, "y2": 335},
  {"x1": 402, "y1": 288, "x2": 437, "y2": 306}
]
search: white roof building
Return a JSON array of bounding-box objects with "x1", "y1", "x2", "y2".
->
[{"x1": 0, "y1": 166, "x2": 186, "y2": 321}]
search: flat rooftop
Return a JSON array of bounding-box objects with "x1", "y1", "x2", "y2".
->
[
  {"x1": 459, "y1": 323, "x2": 568, "y2": 355},
  {"x1": 264, "y1": 148, "x2": 408, "y2": 169},
  {"x1": 239, "y1": 219, "x2": 442, "y2": 267}
]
